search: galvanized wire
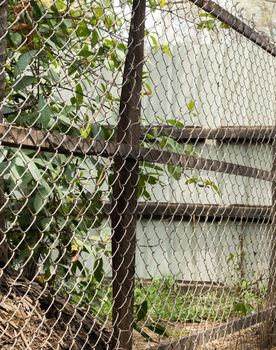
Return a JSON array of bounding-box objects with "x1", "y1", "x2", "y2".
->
[{"x1": 0, "y1": 0, "x2": 275, "y2": 349}]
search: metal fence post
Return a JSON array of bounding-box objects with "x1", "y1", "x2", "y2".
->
[
  {"x1": 0, "y1": 0, "x2": 9, "y2": 269},
  {"x1": 111, "y1": 0, "x2": 146, "y2": 349}
]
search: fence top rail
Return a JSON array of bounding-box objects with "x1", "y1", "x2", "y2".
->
[
  {"x1": 0, "y1": 124, "x2": 275, "y2": 182},
  {"x1": 178, "y1": 0, "x2": 276, "y2": 57}
]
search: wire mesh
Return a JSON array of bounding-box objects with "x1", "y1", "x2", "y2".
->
[{"x1": 0, "y1": 0, "x2": 275, "y2": 350}]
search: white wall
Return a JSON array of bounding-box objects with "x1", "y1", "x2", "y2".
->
[{"x1": 81, "y1": 4, "x2": 275, "y2": 287}]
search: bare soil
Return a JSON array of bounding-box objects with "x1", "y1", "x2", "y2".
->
[{"x1": 133, "y1": 321, "x2": 276, "y2": 350}]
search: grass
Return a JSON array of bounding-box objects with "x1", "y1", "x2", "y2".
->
[
  {"x1": 71, "y1": 274, "x2": 267, "y2": 328},
  {"x1": 133, "y1": 276, "x2": 266, "y2": 324}
]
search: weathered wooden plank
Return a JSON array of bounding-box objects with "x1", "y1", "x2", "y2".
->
[
  {"x1": 263, "y1": 140, "x2": 276, "y2": 347},
  {"x1": 139, "y1": 148, "x2": 276, "y2": 182},
  {"x1": 110, "y1": 0, "x2": 146, "y2": 348},
  {"x1": 0, "y1": 1, "x2": 9, "y2": 267},
  {"x1": 141, "y1": 126, "x2": 276, "y2": 143},
  {"x1": 146, "y1": 308, "x2": 276, "y2": 350},
  {"x1": 105, "y1": 202, "x2": 272, "y2": 222},
  {"x1": 183, "y1": 0, "x2": 276, "y2": 57},
  {"x1": 0, "y1": 124, "x2": 275, "y2": 182}
]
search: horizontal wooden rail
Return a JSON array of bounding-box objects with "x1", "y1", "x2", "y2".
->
[
  {"x1": 141, "y1": 126, "x2": 275, "y2": 143},
  {"x1": 104, "y1": 202, "x2": 272, "y2": 222},
  {"x1": 146, "y1": 307, "x2": 276, "y2": 350},
  {"x1": 140, "y1": 148, "x2": 275, "y2": 182},
  {"x1": 0, "y1": 124, "x2": 275, "y2": 182},
  {"x1": 182, "y1": 0, "x2": 276, "y2": 57}
]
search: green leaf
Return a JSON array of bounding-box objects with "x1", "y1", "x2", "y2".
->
[
  {"x1": 135, "y1": 300, "x2": 148, "y2": 321},
  {"x1": 141, "y1": 162, "x2": 163, "y2": 172},
  {"x1": 167, "y1": 164, "x2": 182, "y2": 181},
  {"x1": 47, "y1": 68, "x2": 60, "y2": 83},
  {"x1": 185, "y1": 177, "x2": 200, "y2": 185},
  {"x1": 91, "y1": 30, "x2": 99, "y2": 47},
  {"x1": 146, "y1": 175, "x2": 158, "y2": 185},
  {"x1": 143, "y1": 82, "x2": 152, "y2": 96},
  {"x1": 55, "y1": 0, "x2": 67, "y2": 11},
  {"x1": 40, "y1": 217, "x2": 52, "y2": 231},
  {"x1": 76, "y1": 21, "x2": 91, "y2": 38},
  {"x1": 94, "y1": 258, "x2": 104, "y2": 282},
  {"x1": 203, "y1": 180, "x2": 221, "y2": 196},
  {"x1": 219, "y1": 22, "x2": 230, "y2": 29},
  {"x1": 75, "y1": 83, "x2": 84, "y2": 105},
  {"x1": 13, "y1": 76, "x2": 36, "y2": 91},
  {"x1": 102, "y1": 0, "x2": 112, "y2": 7},
  {"x1": 167, "y1": 119, "x2": 184, "y2": 129},
  {"x1": 234, "y1": 302, "x2": 253, "y2": 315},
  {"x1": 145, "y1": 323, "x2": 168, "y2": 337},
  {"x1": 227, "y1": 253, "x2": 235, "y2": 264},
  {"x1": 9, "y1": 162, "x2": 26, "y2": 187},
  {"x1": 78, "y1": 44, "x2": 93, "y2": 57},
  {"x1": 14, "y1": 51, "x2": 37, "y2": 77},
  {"x1": 161, "y1": 44, "x2": 173, "y2": 58},
  {"x1": 184, "y1": 145, "x2": 198, "y2": 157},
  {"x1": 80, "y1": 126, "x2": 91, "y2": 138},
  {"x1": 187, "y1": 99, "x2": 195, "y2": 112},
  {"x1": 149, "y1": 35, "x2": 159, "y2": 50},
  {"x1": 148, "y1": 0, "x2": 158, "y2": 10},
  {"x1": 199, "y1": 12, "x2": 216, "y2": 18},
  {"x1": 33, "y1": 188, "x2": 49, "y2": 213},
  {"x1": 197, "y1": 19, "x2": 216, "y2": 31},
  {"x1": 0, "y1": 161, "x2": 10, "y2": 176},
  {"x1": 2, "y1": 106, "x2": 15, "y2": 115},
  {"x1": 145, "y1": 132, "x2": 155, "y2": 141},
  {"x1": 94, "y1": 7, "x2": 104, "y2": 19},
  {"x1": 37, "y1": 96, "x2": 51, "y2": 128},
  {"x1": 0, "y1": 148, "x2": 8, "y2": 163}
]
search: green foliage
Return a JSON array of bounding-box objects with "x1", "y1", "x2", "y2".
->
[
  {"x1": 4, "y1": 0, "x2": 127, "y2": 283},
  {"x1": 134, "y1": 276, "x2": 263, "y2": 325},
  {"x1": 197, "y1": 12, "x2": 230, "y2": 31},
  {"x1": 3, "y1": 1, "x2": 223, "y2": 336},
  {"x1": 186, "y1": 177, "x2": 221, "y2": 196}
]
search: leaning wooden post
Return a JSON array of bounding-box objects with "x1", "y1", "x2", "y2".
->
[
  {"x1": 111, "y1": 0, "x2": 146, "y2": 349},
  {"x1": 0, "y1": 0, "x2": 9, "y2": 270},
  {"x1": 262, "y1": 137, "x2": 276, "y2": 348}
]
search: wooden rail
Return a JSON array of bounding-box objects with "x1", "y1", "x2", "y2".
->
[
  {"x1": 0, "y1": 124, "x2": 275, "y2": 182},
  {"x1": 141, "y1": 126, "x2": 276, "y2": 143},
  {"x1": 146, "y1": 307, "x2": 276, "y2": 350},
  {"x1": 182, "y1": 0, "x2": 276, "y2": 57},
  {"x1": 105, "y1": 202, "x2": 272, "y2": 222}
]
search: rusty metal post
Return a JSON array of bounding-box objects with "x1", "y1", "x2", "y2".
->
[
  {"x1": 111, "y1": 0, "x2": 146, "y2": 349},
  {"x1": 0, "y1": 0, "x2": 9, "y2": 269}
]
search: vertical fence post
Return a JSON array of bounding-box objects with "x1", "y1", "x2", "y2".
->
[
  {"x1": 0, "y1": 0, "x2": 9, "y2": 269},
  {"x1": 262, "y1": 139, "x2": 276, "y2": 348},
  {"x1": 268, "y1": 140, "x2": 276, "y2": 343},
  {"x1": 111, "y1": 0, "x2": 146, "y2": 349}
]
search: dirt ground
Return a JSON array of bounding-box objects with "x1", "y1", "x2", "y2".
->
[
  {"x1": 133, "y1": 321, "x2": 276, "y2": 350},
  {"x1": 0, "y1": 291, "x2": 275, "y2": 350},
  {"x1": 0, "y1": 287, "x2": 109, "y2": 350}
]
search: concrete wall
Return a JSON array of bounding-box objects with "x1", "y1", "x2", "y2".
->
[{"x1": 83, "y1": 2, "x2": 275, "y2": 287}]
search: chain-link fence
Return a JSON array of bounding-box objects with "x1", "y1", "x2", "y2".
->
[{"x1": 0, "y1": 0, "x2": 275, "y2": 349}]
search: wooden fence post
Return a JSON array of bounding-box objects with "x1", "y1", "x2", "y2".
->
[
  {"x1": 0, "y1": 0, "x2": 9, "y2": 269},
  {"x1": 261, "y1": 138, "x2": 276, "y2": 348},
  {"x1": 111, "y1": 0, "x2": 146, "y2": 349}
]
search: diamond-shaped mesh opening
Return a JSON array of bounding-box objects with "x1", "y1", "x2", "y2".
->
[{"x1": 0, "y1": 0, "x2": 275, "y2": 349}]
